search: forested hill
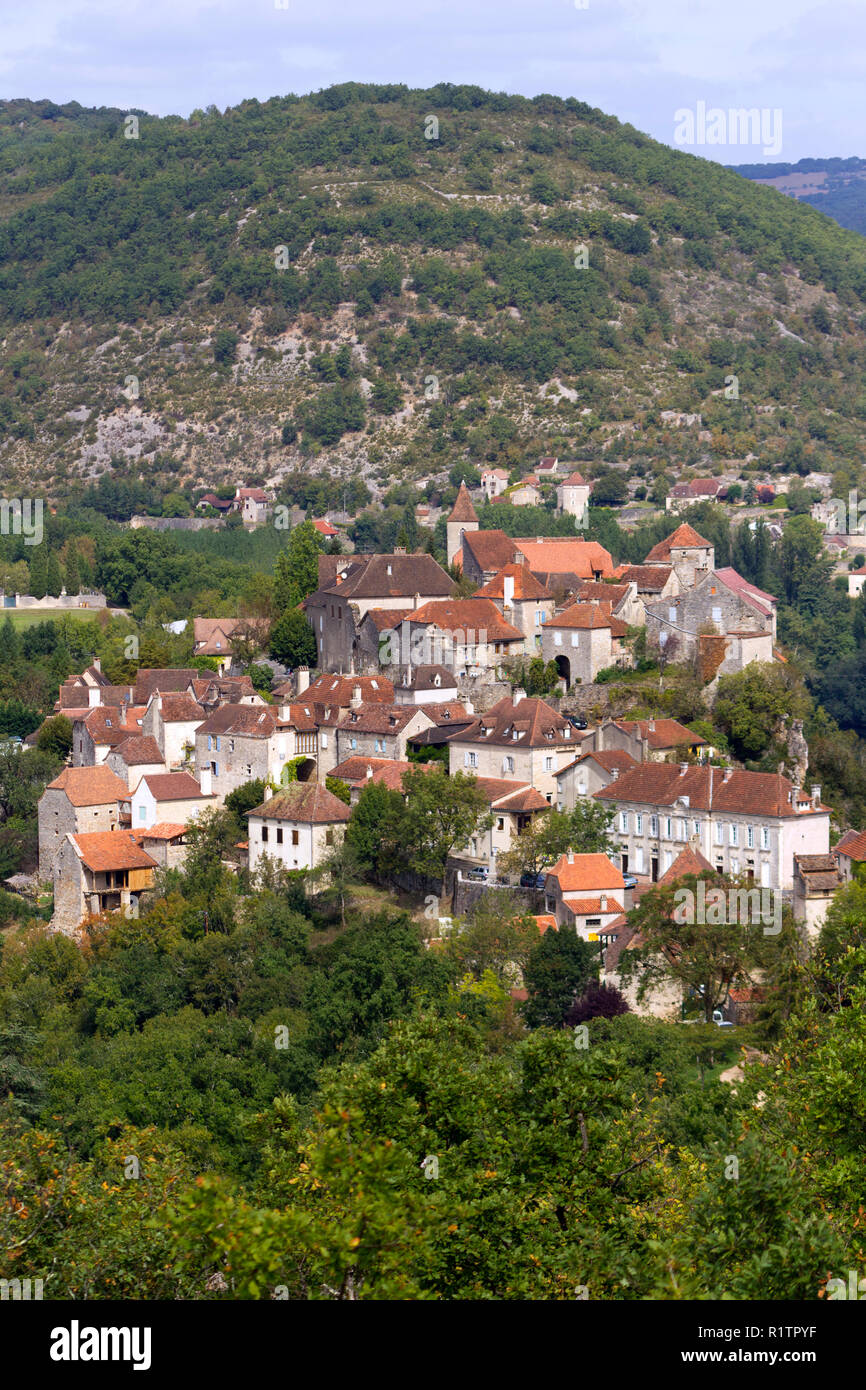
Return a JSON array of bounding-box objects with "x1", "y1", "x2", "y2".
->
[
  {"x1": 729, "y1": 157, "x2": 866, "y2": 237},
  {"x1": 3, "y1": 84, "x2": 866, "y2": 500}
]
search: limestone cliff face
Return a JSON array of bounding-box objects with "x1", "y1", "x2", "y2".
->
[{"x1": 786, "y1": 717, "x2": 809, "y2": 786}]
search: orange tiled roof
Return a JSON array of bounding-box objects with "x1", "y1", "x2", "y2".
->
[
  {"x1": 546, "y1": 852, "x2": 625, "y2": 894},
  {"x1": 410, "y1": 597, "x2": 524, "y2": 642},
  {"x1": 46, "y1": 766, "x2": 130, "y2": 807},
  {"x1": 657, "y1": 846, "x2": 716, "y2": 884},
  {"x1": 543, "y1": 602, "x2": 612, "y2": 630},
  {"x1": 71, "y1": 829, "x2": 158, "y2": 873},
  {"x1": 645, "y1": 524, "x2": 712, "y2": 563},
  {"x1": 474, "y1": 563, "x2": 553, "y2": 602},
  {"x1": 448, "y1": 482, "x2": 480, "y2": 523},
  {"x1": 514, "y1": 537, "x2": 614, "y2": 579}
]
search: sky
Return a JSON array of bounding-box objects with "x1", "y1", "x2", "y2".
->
[{"x1": 1, "y1": 0, "x2": 862, "y2": 163}]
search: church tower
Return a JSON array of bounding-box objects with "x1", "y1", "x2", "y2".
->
[{"x1": 446, "y1": 482, "x2": 479, "y2": 567}]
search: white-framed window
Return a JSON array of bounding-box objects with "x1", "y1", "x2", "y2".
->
[
  {"x1": 635, "y1": 846, "x2": 645, "y2": 872},
  {"x1": 747, "y1": 825, "x2": 754, "y2": 848},
  {"x1": 730, "y1": 823, "x2": 739, "y2": 847},
  {"x1": 678, "y1": 818, "x2": 687, "y2": 840},
  {"x1": 554, "y1": 632, "x2": 562, "y2": 647},
  {"x1": 619, "y1": 811, "x2": 629, "y2": 833},
  {"x1": 663, "y1": 850, "x2": 673, "y2": 871},
  {"x1": 636, "y1": 813, "x2": 643, "y2": 834},
  {"x1": 712, "y1": 606, "x2": 722, "y2": 624},
  {"x1": 535, "y1": 609, "x2": 542, "y2": 626},
  {"x1": 649, "y1": 815, "x2": 658, "y2": 836},
  {"x1": 544, "y1": 756, "x2": 553, "y2": 771},
  {"x1": 731, "y1": 858, "x2": 739, "y2": 875},
  {"x1": 571, "y1": 633, "x2": 579, "y2": 648},
  {"x1": 668, "y1": 606, "x2": 677, "y2": 622},
  {"x1": 665, "y1": 817, "x2": 673, "y2": 838},
  {"x1": 466, "y1": 751, "x2": 478, "y2": 768},
  {"x1": 693, "y1": 819, "x2": 701, "y2": 837},
  {"x1": 761, "y1": 826, "x2": 770, "y2": 850},
  {"x1": 715, "y1": 821, "x2": 724, "y2": 845},
  {"x1": 504, "y1": 756, "x2": 514, "y2": 773}
]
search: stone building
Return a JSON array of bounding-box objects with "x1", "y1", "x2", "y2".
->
[
  {"x1": 447, "y1": 696, "x2": 579, "y2": 803},
  {"x1": 447, "y1": 483, "x2": 481, "y2": 564},
  {"x1": 555, "y1": 471, "x2": 591, "y2": 524},
  {"x1": 542, "y1": 852, "x2": 626, "y2": 935},
  {"x1": 334, "y1": 703, "x2": 434, "y2": 766},
  {"x1": 131, "y1": 771, "x2": 217, "y2": 831},
  {"x1": 194, "y1": 704, "x2": 279, "y2": 800},
  {"x1": 52, "y1": 830, "x2": 157, "y2": 934},
  {"x1": 38, "y1": 766, "x2": 130, "y2": 882},
  {"x1": 105, "y1": 735, "x2": 167, "y2": 789},
  {"x1": 540, "y1": 603, "x2": 626, "y2": 687},
  {"x1": 644, "y1": 569, "x2": 775, "y2": 675},
  {"x1": 644, "y1": 523, "x2": 715, "y2": 591},
  {"x1": 142, "y1": 692, "x2": 205, "y2": 769},
  {"x1": 246, "y1": 783, "x2": 351, "y2": 874},
  {"x1": 555, "y1": 749, "x2": 638, "y2": 811},
  {"x1": 474, "y1": 564, "x2": 555, "y2": 653}
]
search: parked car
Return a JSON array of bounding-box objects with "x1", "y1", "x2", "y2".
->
[
  {"x1": 712, "y1": 1009, "x2": 735, "y2": 1028},
  {"x1": 567, "y1": 714, "x2": 588, "y2": 730},
  {"x1": 520, "y1": 870, "x2": 548, "y2": 889},
  {"x1": 623, "y1": 874, "x2": 638, "y2": 889},
  {"x1": 466, "y1": 865, "x2": 489, "y2": 882}
]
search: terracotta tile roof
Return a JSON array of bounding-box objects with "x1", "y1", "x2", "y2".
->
[
  {"x1": 71, "y1": 829, "x2": 157, "y2": 874},
  {"x1": 458, "y1": 696, "x2": 573, "y2": 748},
  {"x1": 835, "y1": 829, "x2": 866, "y2": 860},
  {"x1": 318, "y1": 553, "x2": 454, "y2": 601},
  {"x1": 313, "y1": 518, "x2": 338, "y2": 536},
  {"x1": 83, "y1": 706, "x2": 145, "y2": 747},
  {"x1": 657, "y1": 846, "x2": 716, "y2": 884},
  {"x1": 363, "y1": 608, "x2": 414, "y2": 632},
  {"x1": 277, "y1": 703, "x2": 319, "y2": 733},
  {"x1": 331, "y1": 755, "x2": 403, "y2": 785},
  {"x1": 140, "y1": 772, "x2": 210, "y2": 802},
  {"x1": 533, "y1": 914, "x2": 558, "y2": 934},
  {"x1": 196, "y1": 704, "x2": 277, "y2": 737},
  {"x1": 417, "y1": 702, "x2": 470, "y2": 725},
  {"x1": 236, "y1": 487, "x2": 270, "y2": 502},
  {"x1": 474, "y1": 563, "x2": 553, "y2": 602},
  {"x1": 461, "y1": 529, "x2": 518, "y2": 575},
  {"x1": 395, "y1": 665, "x2": 457, "y2": 692},
  {"x1": 303, "y1": 673, "x2": 394, "y2": 705},
  {"x1": 514, "y1": 538, "x2": 614, "y2": 579},
  {"x1": 560, "y1": 471, "x2": 588, "y2": 486},
  {"x1": 546, "y1": 852, "x2": 625, "y2": 893},
  {"x1": 409, "y1": 597, "x2": 524, "y2": 642},
  {"x1": 471, "y1": 777, "x2": 550, "y2": 811},
  {"x1": 137, "y1": 822, "x2": 188, "y2": 841},
  {"x1": 193, "y1": 675, "x2": 257, "y2": 704},
  {"x1": 543, "y1": 602, "x2": 612, "y2": 631},
  {"x1": 613, "y1": 564, "x2": 675, "y2": 592},
  {"x1": 46, "y1": 766, "x2": 130, "y2": 807},
  {"x1": 561, "y1": 896, "x2": 625, "y2": 917},
  {"x1": 448, "y1": 482, "x2": 480, "y2": 523},
  {"x1": 192, "y1": 617, "x2": 243, "y2": 654},
  {"x1": 157, "y1": 693, "x2": 206, "y2": 722},
  {"x1": 595, "y1": 763, "x2": 829, "y2": 818},
  {"x1": 615, "y1": 718, "x2": 707, "y2": 750},
  {"x1": 644, "y1": 524, "x2": 712, "y2": 563},
  {"x1": 134, "y1": 669, "x2": 200, "y2": 704},
  {"x1": 247, "y1": 783, "x2": 352, "y2": 824},
  {"x1": 110, "y1": 735, "x2": 165, "y2": 766},
  {"x1": 714, "y1": 567, "x2": 777, "y2": 618},
  {"x1": 575, "y1": 581, "x2": 630, "y2": 607},
  {"x1": 338, "y1": 703, "x2": 428, "y2": 735},
  {"x1": 566, "y1": 749, "x2": 638, "y2": 775}
]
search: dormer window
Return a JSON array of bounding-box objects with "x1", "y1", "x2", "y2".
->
[{"x1": 387, "y1": 564, "x2": 392, "y2": 576}]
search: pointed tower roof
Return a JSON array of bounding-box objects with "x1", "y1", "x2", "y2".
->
[{"x1": 448, "y1": 483, "x2": 479, "y2": 524}]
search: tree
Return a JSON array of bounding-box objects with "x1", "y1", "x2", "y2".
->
[
  {"x1": 224, "y1": 779, "x2": 267, "y2": 837},
  {"x1": 269, "y1": 608, "x2": 317, "y2": 667},
  {"x1": 564, "y1": 981, "x2": 629, "y2": 1024},
  {"x1": 568, "y1": 799, "x2": 617, "y2": 854},
  {"x1": 273, "y1": 522, "x2": 325, "y2": 612},
  {"x1": 401, "y1": 766, "x2": 491, "y2": 881},
  {"x1": 522, "y1": 928, "x2": 598, "y2": 1027},
  {"x1": 63, "y1": 543, "x2": 81, "y2": 595},
  {"x1": 213, "y1": 330, "x2": 238, "y2": 365},
  {"x1": 325, "y1": 776, "x2": 351, "y2": 805},
  {"x1": 310, "y1": 832, "x2": 362, "y2": 926},
  {"x1": 591, "y1": 470, "x2": 628, "y2": 505},
  {"x1": 28, "y1": 545, "x2": 47, "y2": 599},
  {"x1": 36, "y1": 715, "x2": 73, "y2": 759},
  {"x1": 497, "y1": 810, "x2": 569, "y2": 879},
  {"x1": 618, "y1": 871, "x2": 768, "y2": 1022},
  {"x1": 444, "y1": 890, "x2": 541, "y2": 986},
  {"x1": 345, "y1": 781, "x2": 404, "y2": 879},
  {"x1": 714, "y1": 663, "x2": 808, "y2": 762}
]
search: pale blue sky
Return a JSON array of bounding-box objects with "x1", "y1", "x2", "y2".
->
[{"x1": 2, "y1": 0, "x2": 862, "y2": 162}]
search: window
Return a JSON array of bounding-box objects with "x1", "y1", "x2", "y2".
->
[
  {"x1": 715, "y1": 821, "x2": 724, "y2": 845},
  {"x1": 215, "y1": 736, "x2": 221, "y2": 752},
  {"x1": 544, "y1": 757, "x2": 553, "y2": 771},
  {"x1": 649, "y1": 815, "x2": 658, "y2": 836},
  {"x1": 678, "y1": 818, "x2": 687, "y2": 840},
  {"x1": 276, "y1": 828, "x2": 283, "y2": 844},
  {"x1": 635, "y1": 847, "x2": 645, "y2": 872},
  {"x1": 712, "y1": 606, "x2": 722, "y2": 625},
  {"x1": 730, "y1": 823, "x2": 739, "y2": 846},
  {"x1": 466, "y1": 751, "x2": 477, "y2": 768},
  {"x1": 325, "y1": 830, "x2": 334, "y2": 846},
  {"x1": 668, "y1": 606, "x2": 677, "y2": 622},
  {"x1": 291, "y1": 830, "x2": 299, "y2": 846},
  {"x1": 212, "y1": 762, "x2": 219, "y2": 777},
  {"x1": 663, "y1": 850, "x2": 673, "y2": 871},
  {"x1": 497, "y1": 817, "x2": 505, "y2": 831},
  {"x1": 351, "y1": 738, "x2": 357, "y2": 750},
  {"x1": 747, "y1": 825, "x2": 754, "y2": 848},
  {"x1": 535, "y1": 609, "x2": 541, "y2": 626},
  {"x1": 261, "y1": 826, "x2": 269, "y2": 842},
  {"x1": 504, "y1": 756, "x2": 514, "y2": 773},
  {"x1": 665, "y1": 817, "x2": 672, "y2": 838},
  {"x1": 761, "y1": 826, "x2": 770, "y2": 850},
  {"x1": 207, "y1": 735, "x2": 212, "y2": 752},
  {"x1": 228, "y1": 739, "x2": 234, "y2": 753},
  {"x1": 554, "y1": 632, "x2": 562, "y2": 646},
  {"x1": 138, "y1": 806, "x2": 146, "y2": 822},
  {"x1": 619, "y1": 811, "x2": 629, "y2": 833},
  {"x1": 636, "y1": 813, "x2": 643, "y2": 834},
  {"x1": 731, "y1": 858, "x2": 739, "y2": 875},
  {"x1": 571, "y1": 633, "x2": 579, "y2": 648},
  {"x1": 693, "y1": 820, "x2": 700, "y2": 837}
]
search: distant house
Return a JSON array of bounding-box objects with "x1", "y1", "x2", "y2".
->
[
  {"x1": 192, "y1": 618, "x2": 246, "y2": 675},
  {"x1": 142, "y1": 692, "x2": 206, "y2": 769},
  {"x1": 582, "y1": 717, "x2": 710, "y2": 764},
  {"x1": 391, "y1": 665, "x2": 460, "y2": 705},
  {"x1": 480, "y1": 467, "x2": 510, "y2": 501},
  {"x1": 556, "y1": 471, "x2": 591, "y2": 523},
  {"x1": 644, "y1": 523, "x2": 715, "y2": 591},
  {"x1": 666, "y1": 478, "x2": 726, "y2": 512},
  {"x1": 474, "y1": 563, "x2": 555, "y2": 652},
  {"x1": 246, "y1": 783, "x2": 351, "y2": 873},
  {"x1": 335, "y1": 703, "x2": 434, "y2": 765},
  {"x1": 75, "y1": 705, "x2": 146, "y2": 767},
  {"x1": 400, "y1": 597, "x2": 526, "y2": 677},
  {"x1": 613, "y1": 564, "x2": 680, "y2": 604},
  {"x1": 197, "y1": 493, "x2": 235, "y2": 514},
  {"x1": 541, "y1": 603, "x2": 627, "y2": 687},
  {"x1": 793, "y1": 853, "x2": 842, "y2": 938},
  {"x1": 555, "y1": 750, "x2": 638, "y2": 811},
  {"x1": 447, "y1": 696, "x2": 579, "y2": 802},
  {"x1": 848, "y1": 567, "x2": 866, "y2": 598},
  {"x1": 52, "y1": 830, "x2": 157, "y2": 934},
  {"x1": 460, "y1": 777, "x2": 549, "y2": 869},
  {"x1": 131, "y1": 771, "x2": 217, "y2": 832},
  {"x1": 508, "y1": 482, "x2": 543, "y2": 507},
  {"x1": 235, "y1": 487, "x2": 272, "y2": 526}
]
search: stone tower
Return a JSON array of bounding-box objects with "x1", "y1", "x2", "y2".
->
[{"x1": 446, "y1": 483, "x2": 479, "y2": 567}]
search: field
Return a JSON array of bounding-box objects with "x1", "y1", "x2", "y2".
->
[{"x1": 0, "y1": 608, "x2": 115, "y2": 629}]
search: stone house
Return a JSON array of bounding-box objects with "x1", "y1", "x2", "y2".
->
[
  {"x1": 582, "y1": 718, "x2": 711, "y2": 764},
  {"x1": 395, "y1": 598, "x2": 526, "y2": 678},
  {"x1": 305, "y1": 552, "x2": 455, "y2": 672},
  {"x1": 460, "y1": 777, "x2": 549, "y2": 870},
  {"x1": 543, "y1": 852, "x2": 626, "y2": 936},
  {"x1": 52, "y1": 830, "x2": 157, "y2": 934},
  {"x1": 458, "y1": 529, "x2": 518, "y2": 584},
  {"x1": 792, "y1": 853, "x2": 842, "y2": 938},
  {"x1": 480, "y1": 468, "x2": 509, "y2": 501},
  {"x1": 555, "y1": 749, "x2": 638, "y2": 811},
  {"x1": 574, "y1": 579, "x2": 642, "y2": 628},
  {"x1": 474, "y1": 564, "x2": 555, "y2": 653},
  {"x1": 513, "y1": 537, "x2": 614, "y2": 585},
  {"x1": 540, "y1": 603, "x2": 625, "y2": 686},
  {"x1": 665, "y1": 478, "x2": 726, "y2": 512},
  {"x1": 334, "y1": 703, "x2": 434, "y2": 766},
  {"x1": 507, "y1": 483, "x2": 542, "y2": 507},
  {"x1": 136, "y1": 823, "x2": 190, "y2": 872},
  {"x1": 447, "y1": 696, "x2": 579, "y2": 803},
  {"x1": 391, "y1": 665, "x2": 460, "y2": 705},
  {"x1": 246, "y1": 783, "x2": 351, "y2": 873},
  {"x1": 131, "y1": 771, "x2": 218, "y2": 831},
  {"x1": 644, "y1": 569, "x2": 775, "y2": 675},
  {"x1": 612, "y1": 564, "x2": 680, "y2": 605},
  {"x1": 447, "y1": 483, "x2": 481, "y2": 564},
  {"x1": 834, "y1": 829, "x2": 866, "y2": 883},
  {"x1": 235, "y1": 486, "x2": 272, "y2": 526},
  {"x1": 142, "y1": 692, "x2": 205, "y2": 769},
  {"x1": 192, "y1": 618, "x2": 245, "y2": 675},
  {"x1": 594, "y1": 763, "x2": 831, "y2": 891},
  {"x1": 194, "y1": 704, "x2": 279, "y2": 800},
  {"x1": 644, "y1": 523, "x2": 715, "y2": 590},
  {"x1": 74, "y1": 705, "x2": 147, "y2": 766},
  {"x1": 38, "y1": 765, "x2": 131, "y2": 881},
  {"x1": 555, "y1": 471, "x2": 591, "y2": 524},
  {"x1": 105, "y1": 735, "x2": 167, "y2": 789}
]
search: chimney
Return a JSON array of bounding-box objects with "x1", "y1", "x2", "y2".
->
[
  {"x1": 297, "y1": 666, "x2": 310, "y2": 695},
  {"x1": 503, "y1": 574, "x2": 514, "y2": 607},
  {"x1": 394, "y1": 546, "x2": 406, "y2": 556},
  {"x1": 199, "y1": 767, "x2": 212, "y2": 796},
  {"x1": 88, "y1": 686, "x2": 101, "y2": 707},
  {"x1": 610, "y1": 767, "x2": 619, "y2": 781},
  {"x1": 811, "y1": 784, "x2": 821, "y2": 807},
  {"x1": 366, "y1": 765, "x2": 374, "y2": 779},
  {"x1": 600, "y1": 893, "x2": 608, "y2": 912},
  {"x1": 513, "y1": 687, "x2": 526, "y2": 703},
  {"x1": 156, "y1": 694, "x2": 163, "y2": 712},
  {"x1": 263, "y1": 782, "x2": 273, "y2": 801},
  {"x1": 722, "y1": 767, "x2": 733, "y2": 783},
  {"x1": 413, "y1": 592, "x2": 420, "y2": 610},
  {"x1": 679, "y1": 762, "x2": 688, "y2": 775},
  {"x1": 792, "y1": 782, "x2": 801, "y2": 808},
  {"x1": 648, "y1": 719, "x2": 655, "y2": 733},
  {"x1": 567, "y1": 851, "x2": 574, "y2": 864},
  {"x1": 351, "y1": 684, "x2": 362, "y2": 708},
  {"x1": 93, "y1": 657, "x2": 101, "y2": 673}
]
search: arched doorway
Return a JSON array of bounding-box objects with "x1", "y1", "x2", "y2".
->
[{"x1": 554, "y1": 654, "x2": 571, "y2": 687}]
